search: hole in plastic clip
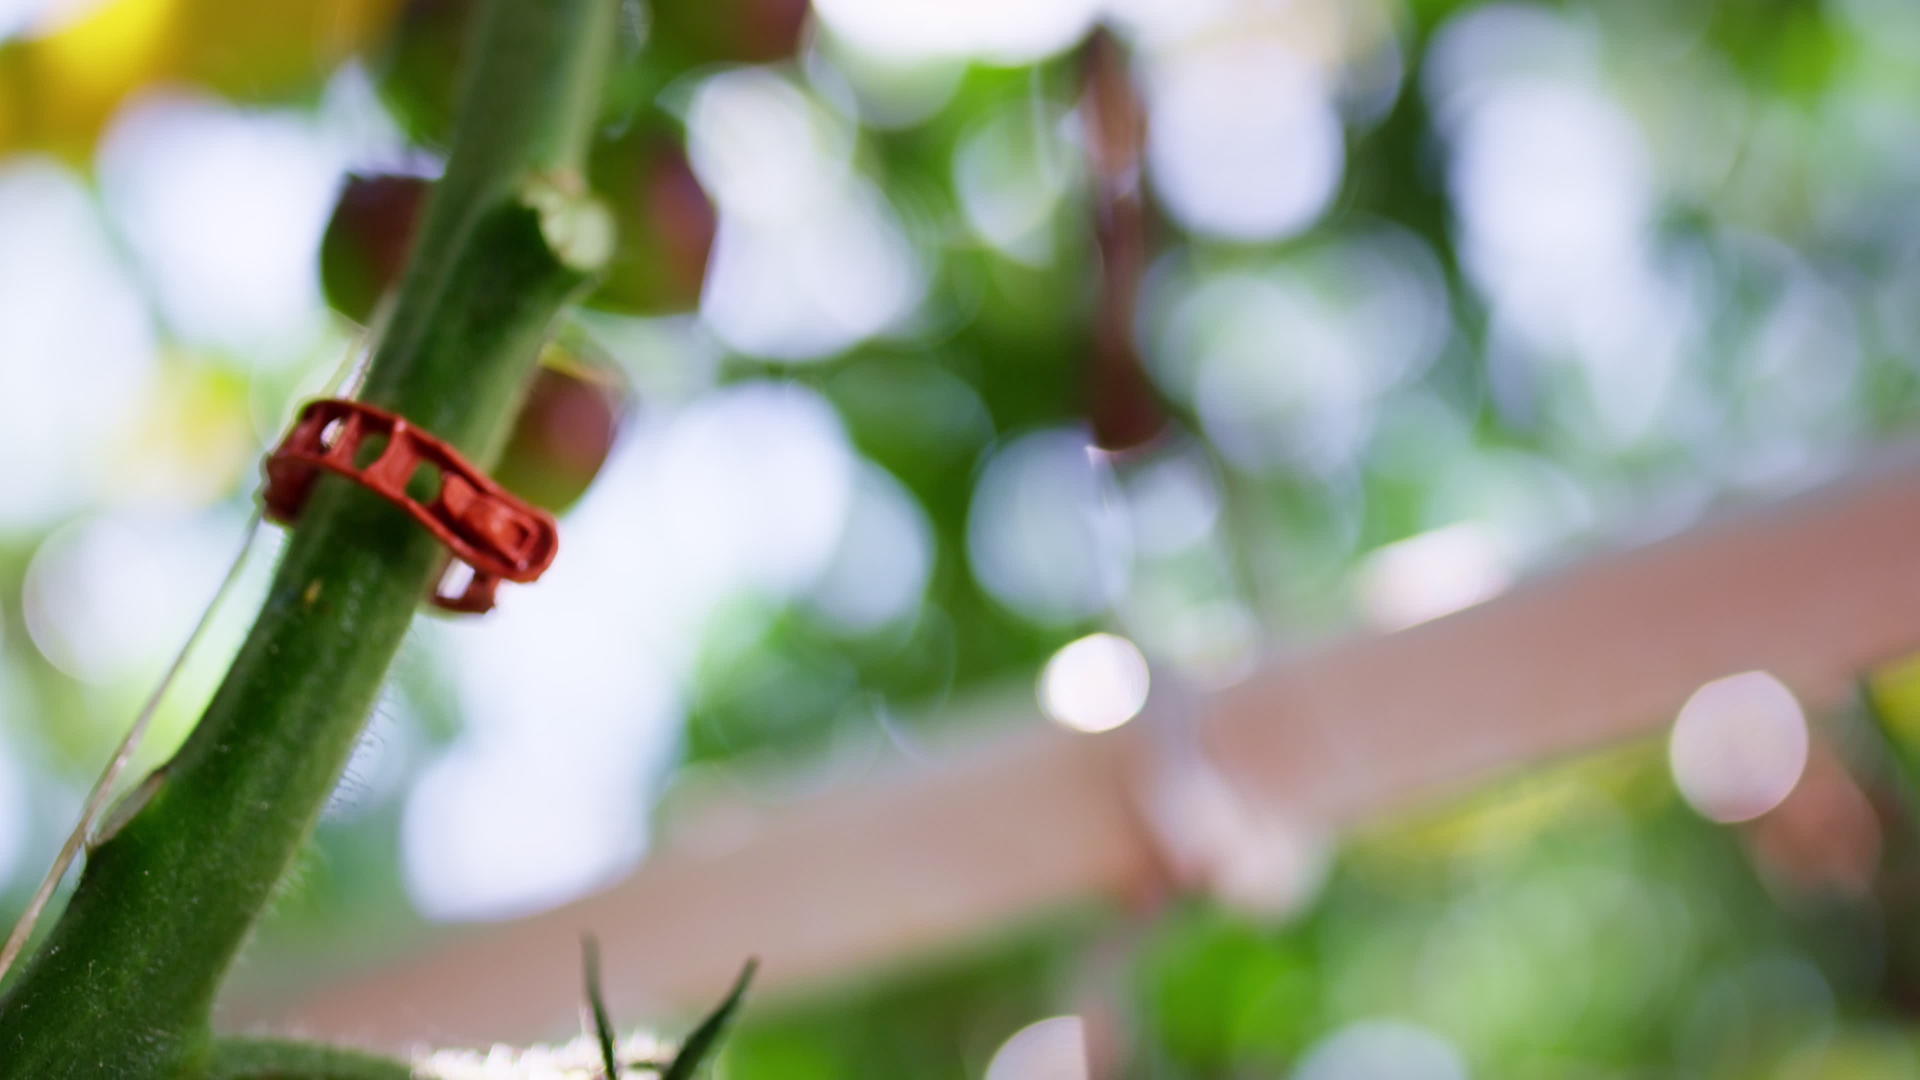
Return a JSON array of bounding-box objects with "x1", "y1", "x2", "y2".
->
[
  {"x1": 261, "y1": 398, "x2": 559, "y2": 614},
  {"x1": 406, "y1": 459, "x2": 443, "y2": 506},
  {"x1": 353, "y1": 432, "x2": 390, "y2": 471}
]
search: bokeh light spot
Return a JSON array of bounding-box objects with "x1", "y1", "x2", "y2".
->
[
  {"x1": 401, "y1": 739, "x2": 644, "y2": 922},
  {"x1": 808, "y1": 463, "x2": 933, "y2": 635},
  {"x1": 690, "y1": 71, "x2": 922, "y2": 360},
  {"x1": 22, "y1": 512, "x2": 233, "y2": 684},
  {"x1": 0, "y1": 157, "x2": 155, "y2": 530},
  {"x1": 653, "y1": 382, "x2": 856, "y2": 599},
  {"x1": 1358, "y1": 522, "x2": 1512, "y2": 631},
  {"x1": 967, "y1": 430, "x2": 1131, "y2": 625},
  {"x1": 1039, "y1": 632, "x2": 1150, "y2": 734},
  {"x1": 984, "y1": 1015, "x2": 1088, "y2": 1080},
  {"x1": 687, "y1": 68, "x2": 853, "y2": 222},
  {"x1": 812, "y1": 0, "x2": 1097, "y2": 64},
  {"x1": 1146, "y1": 41, "x2": 1343, "y2": 242},
  {"x1": 97, "y1": 92, "x2": 344, "y2": 363},
  {"x1": 1121, "y1": 449, "x2": 1221, "y2": 557},
  {"x1": 1669, "y1": 671, "x2": 1808, "y2": 824},
  {"x1": 0, "y1": 0, "x2": 50, "y2": 40}
]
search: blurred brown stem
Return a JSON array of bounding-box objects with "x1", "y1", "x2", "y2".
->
[{"x1": 1082, "y1": 28, "x2": 1165, "y2": 453}]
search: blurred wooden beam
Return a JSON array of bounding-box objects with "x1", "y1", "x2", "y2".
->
[
  {"x1": 1202, "y1": 457, "x2": 1920, "y2": 826},
  {"x1": 240, "y1": 454, "x2": 1920, "y2": 1048}
]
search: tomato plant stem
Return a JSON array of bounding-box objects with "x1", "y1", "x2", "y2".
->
[{"x1": 0, "y1": 1, "x2": 616, "y2": 1074}]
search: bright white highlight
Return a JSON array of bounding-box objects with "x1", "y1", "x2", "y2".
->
[
  {"x1": 687, "y1": 68, "x2": 853, "y2": 221},
  {"x1": 0, "y1": 158, "x2": 156, "y2": 530},
  {"x1": 1423, "y1": 4, "x2": 1599, "y2": 129},
  {"x1": 401, "y1": 739, "x2": 648, "y2": 922},
  {"x1": 652, "y1": 383, "x2": 856, "y2": 598},
  {"x1": 97, "y1": 93, "x2": 343, "y2": 364},
  {"x1": 416, "y1": 1033, "x2": 671, "y2": 1080},
  {"x1": 1451, "y1": 82, "x2": 1653, "y2": 299},
  {"x1": 1146, "y1": 41, "x2": 1344, "y2": 242},
  {"x1": 984, "y1": 1015, "x2": 1089, "y2": 1080},
  {"x1": 812, "y1": 0, "x2": 1097, "y2": 64},
  {"x1": 0, "y1": 0, "x2": 47, "y2": 40},
  {"x1": 700, "y1": 191, "x2": 922, "y2": 360},
  {"x1": 3, "y1": 0, "x2": 110, "y2": 38},
  {"x1": 402, "y1": 382, "x2": 858, "y2": 921},
  {"x1": 690, "y1": 69, "x2": 923, "y2": 360},
  {"x1": 807, "y1": 36, "x2": 966, "y2": 130},
  {"x1": 1358, "y1": 522, "x2": 1512, "y2": 631},
  {"x1": 1431, "y1": 9, "x2": 1688, "y2": 452},
  {"x1": 1669, "y1": 671, "x2": 1809, "y2": 824},
  {"x1": 1040, "y1": 633, "x2": 1150, "y2": 734}
]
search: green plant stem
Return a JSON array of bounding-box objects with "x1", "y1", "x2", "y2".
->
[{"x1": 0, "y1": 0, "x2": 616, "y2": 1075}]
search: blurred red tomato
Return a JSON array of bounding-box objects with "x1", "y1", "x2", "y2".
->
[
  {"x1": 319, "y1": 172, "x2": 431, "y2": 324},
  {"x1": 648, "y1": 0, "x2": 810, "y2": 68},
  {"x1": 493, "y1": 359, "x2": 629, "y2": 513},
  {"x1": 584, "y1": 131, "x2": 714, "y2": 314}
]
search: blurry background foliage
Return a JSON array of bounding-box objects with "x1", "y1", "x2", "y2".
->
[{"x1": 7, "y1": 0, "x2": 1920, "y2": 1075}]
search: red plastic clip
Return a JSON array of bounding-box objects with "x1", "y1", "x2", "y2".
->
[{"x1": 262, "y1": 398, "x2": 559, "y2": 613}]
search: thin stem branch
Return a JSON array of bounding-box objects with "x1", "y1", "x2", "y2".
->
[{"x1": 0, "y1": 512, "x2": 263, "y2": 981}]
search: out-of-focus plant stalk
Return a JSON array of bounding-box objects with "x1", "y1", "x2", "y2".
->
[{"x1": 0, "y1": 0, "x2": 616, "y2": 1075}]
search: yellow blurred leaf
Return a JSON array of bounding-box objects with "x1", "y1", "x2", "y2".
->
[
  {"x1": 1, "y1": 0, "x2": 402, "y2": 160},
  {"x1": 1868, "y1": 651, "x2": 1920, "y2": 745},
  {"x1": 174, "y1": 0, "x2": 403, "y2": 101},
  {"x1": 16, "y1": 0, "x2": 178, "y2": 162}
]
